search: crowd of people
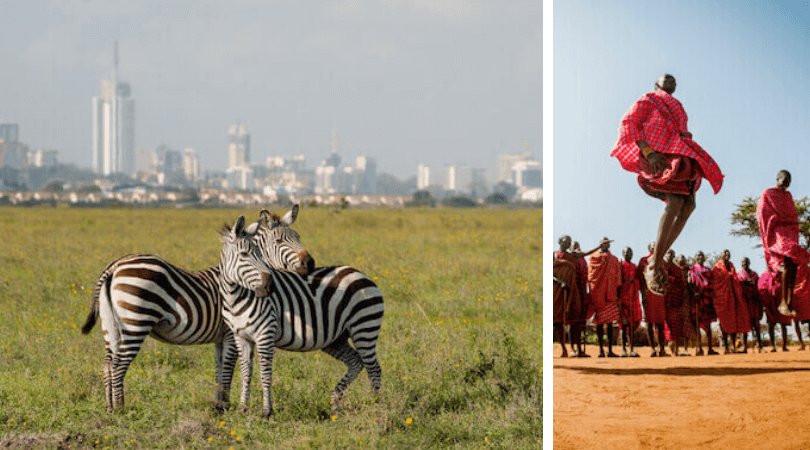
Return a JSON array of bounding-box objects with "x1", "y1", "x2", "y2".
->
[{"x1": 553, "y1": 236, "x2": 810, "y2": 358}]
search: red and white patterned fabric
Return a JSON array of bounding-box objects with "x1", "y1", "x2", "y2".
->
[
  {"x1": 688, "y1": 264, "x2": 716, "y2": 331},
  {"x1": 758, "y1": 270, "x2": 792, "y2": 325},
  {"x1": 618, "y1": 260, "x2": 642, "y2": 327},
  {"x1": 588, "y1": 251, "x2": 622, "y2": 325},
  {"x1": 736, "y1": 268, "x2": 762, "y2": 324},
  {"x1": 637, "y1": 254, "x2": 666, "y2": 325},
  {"x1": 711, "y1": 260, "x2": 749, "y2": 334},
  {"x1": 756, "y1": 187, "x2": 810, "y2": 273},
  {"x1": 611, "y1": 89, "x2": 724, "y2": 196}
]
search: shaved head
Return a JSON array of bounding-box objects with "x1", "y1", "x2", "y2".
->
[{"x1": 655, "y1": 74, "x2": 676, "y2": 94}]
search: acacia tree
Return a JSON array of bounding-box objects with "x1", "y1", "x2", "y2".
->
[{"x1": 730, "y1": 195, "x2": 810, "y2": 249}]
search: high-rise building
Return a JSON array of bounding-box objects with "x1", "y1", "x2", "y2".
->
[
  {"x1": 355, "y1": 155, "x2": 377, "y2": 194},
  {"x1": 496, "y1": 152, "x2": 534, "y2": 183},
  {"x1": 227, "y1": 124, "x2": 250, "y2": 170},
  {"x1": 513, "y1": 160, "x2": 542, "y2": 189},
  {"x1": 0, "y1": 123, "x2": 19, "y2": 143},
  {"x1": 92, "y1": 42, "x2": 135, "y2": 176},
  {"x1": 183, "y1": 147, "x2": 200, "y2": 182},
  {"x1": 28, "y1": 149, "x2": 58, "y2": 168},
  {"x1": 416, "y1": 164, "x2": 431, "y2": 190}
]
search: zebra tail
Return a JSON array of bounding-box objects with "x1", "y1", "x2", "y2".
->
[{"x1": 82, "y1": 263, "x2": 115, "y2": 335}]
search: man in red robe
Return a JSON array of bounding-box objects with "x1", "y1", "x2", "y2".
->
[
  {"x1": 664, "y1": 251, "x2": 689, "y2": 356},
  {"x1": 588, "y1": 239, "x2": 622, "y2": 357},
  {"x1": 758, "y1": 270, "x2": 792, "y2": 352},
  {"x1": 688, "y1": 251, "x2": 718, "y2": 355},
  {"x1": 611, "y1": 74, "x2": 724, "y2": 296},
  {"x1": 737, "y1": 257, "x2": 764, "y2": 352},
  {"x1": 554, "y1": 235, "x2": 606, "y2": 357},
  {"x1": 711, "y1": 250, "x2": 750, "y2": 353},
  {"x1": 618, "y1": 247, "x2": 642, "y2": 357},
  {"x1": 554, "y1": 259, "x2": 580, "y2": 358},
  {"x1": 756, "y1": 170, "x2": 810, "y2": 316},
  {"x1": 637, "y1": 242, "x2": 669, "y2": 356}
]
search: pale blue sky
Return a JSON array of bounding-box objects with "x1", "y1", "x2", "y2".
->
[
  {"x1": 554, "y1": 0, "x2": 810, "y2": 272},
  {"x1": 0, "y1": 1, "x2": 540, "y2": 177}
]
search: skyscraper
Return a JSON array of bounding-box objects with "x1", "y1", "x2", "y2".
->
[
  {"x1": 92, "y1": 42, "x2": 135, "y2": 176},
  {"x1": 227, "y1": 124, "x2": 250, "y2": 170}
]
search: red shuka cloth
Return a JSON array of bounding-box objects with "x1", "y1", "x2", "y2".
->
[
  {"x1": 553, "y1": 259, "x2": 581, "y2": 325},
  {"x1": 736, "y1": 268, "x2": 762, "y2": 325},
  {"x1": 637, "y1": 254, "x2": 666, "y2": 325},
  {"x1": 688, "y1": 263, "x2": 716, "y2": 331},
  {"x1": 665, "y1": 263, "x2": 687, "y2": 340},
  {"x1": 758, "y1": 270, "x2": 793, "y2": 325},
  {"x1": 610, "y1": 89, "x2": 724, "y2": 196},
  {"x1": 588, "y1": 251, "x2": 621, "y2": 325},
  {"x1": 618, "y1": 260, "x2": 642, "y2": 327},
  {"x1": 711, "y1": 260, "x2": 750, "y2": 334},
  {"x1": 556, "y1": 250, "x2": 590, "y2": 325},
  {"x1": 792, "y1": 264, "x2": 810, "y2": 321},
  {"x1": 756, "y1": 187, "x2": 810, "y2": 273}
]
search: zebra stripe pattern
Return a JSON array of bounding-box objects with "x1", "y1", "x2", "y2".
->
[
  {"x1": 222, "y1": 264, "x2": 384, "y2": 417},
  {"x1": 81, "y1": 212, "x2": 306, "y2": 412}
]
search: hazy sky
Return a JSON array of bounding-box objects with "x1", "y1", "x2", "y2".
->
[
  {"x1": 0, "y1": 0, "x2": 541, "y2": 178},
  {"x1": 555, "y1": 0, "x2": 810, "y2": 273}
]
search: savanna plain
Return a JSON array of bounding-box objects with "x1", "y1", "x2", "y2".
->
[{"x1": 0, "y1": 207, "x2": 541, "y2": 449}]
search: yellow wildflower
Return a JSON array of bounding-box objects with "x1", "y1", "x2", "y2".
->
[
  {"x1": 207, "y1": 436, "x2": 214, "y2": 442},
  {"x1": 330, "y1": 415, "x2": 337, "y2": 421},
  {"x1": 404, "y1": 417, "x2": 413, "y2": 426},
  {"x1": 229, "y1": 430, "x2": 236, "y2": 436}
]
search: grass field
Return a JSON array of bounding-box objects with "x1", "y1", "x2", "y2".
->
[{"x1": 0, "y1": 206, "x2": 541, "y2": 449}]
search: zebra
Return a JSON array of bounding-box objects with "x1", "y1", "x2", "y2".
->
[
  {"x1": 80, "y1": 207, "x2": 312, "y2": 412},
  {"x1": 222, "y1": 249, "x2": 384, "y2": 417}
]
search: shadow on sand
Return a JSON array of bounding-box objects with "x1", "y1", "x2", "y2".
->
[{"x1": 554, "y1": 364, "x2": 810, "y2": 376}]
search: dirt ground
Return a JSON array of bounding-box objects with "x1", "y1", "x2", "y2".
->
[{"x1": 554, "y1": 346, "x2": 810, "y2": 449}]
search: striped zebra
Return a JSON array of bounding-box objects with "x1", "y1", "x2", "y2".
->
[
  {"x1": 222, "y1": 253, "x2": 384, "y2": 416},
  {"x1": 80, "y1": 208, "x2": 312, "y2": 412}
]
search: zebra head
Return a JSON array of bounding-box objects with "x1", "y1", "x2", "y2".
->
[
  {"x1": 251, "y1": 204, "x2": 315, "y2": 276},
  {"x1": 220, "y1": 216, "x2": 274, "y2": 297}
]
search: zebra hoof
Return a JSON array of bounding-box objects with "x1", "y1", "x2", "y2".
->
[
  {"x1": 262, "y1": 409, "x2": 273, "y2": 419},
  {"x1": 213, "y1": 400, "x2": 231, "y2": 413}
]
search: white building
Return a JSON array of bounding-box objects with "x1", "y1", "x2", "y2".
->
[
  {"x1": 497, "y1": 152, "x2": 534, "y2": 183},
  {"x1": 227, "y1": 124, "x2": 250, "y2": 170},
  {"x1": 315, "y1": 163, "x2": 336, "y2": 194},
  {"x1": 513, "y1": 160, "x2": 542, "y2": 189},
  {"x1": 92, "y1": 43, "x2": 135, "y2": 176},
  {"x1": 355, "y1": 155, "x2": 377, "y2": 194},
  {"x1": 417, "y1": 164, "x2": 431, "y2": 190},
  {"x1": 226, "y1": 166, "x2": 254, "y2": 191},
  {"x1": 183, "y1": 147, "x2": 200, "y2": 182},
  {"x1": 28, "y1": 149, "x2": 58, "y2": 168}
]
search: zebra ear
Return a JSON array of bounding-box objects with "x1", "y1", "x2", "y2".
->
[
  {"x1": 245, "y1": 221, "x2": 260, "y2": 236},
  {"x1": 232, "y1": 216, "x2": 246, "y2": 238},
  {"x1": 281, "y1": 204, "x2": 299, "y2": 226}
]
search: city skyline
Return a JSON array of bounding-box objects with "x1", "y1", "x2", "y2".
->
[{"x1": 0, "y1": 1, "x2": 541, "y2": 179}]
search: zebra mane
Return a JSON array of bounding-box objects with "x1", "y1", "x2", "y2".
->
[{"x1": 260, "y1": 210, "x2": 282, "y2": 227}]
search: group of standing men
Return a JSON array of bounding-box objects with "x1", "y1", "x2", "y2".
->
[
  {"x1": 553, "y1": 237, "x2": 810, "y2": 358},
  {"x1": 553, "y1": 73, "x2": 810, "y2": 357}
]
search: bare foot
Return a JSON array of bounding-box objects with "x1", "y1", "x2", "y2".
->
[
  {"x1": 695, "y1": 349, "x2": 704, "y2": 356},
  {"x1": 778, "y1": 301, "x2": 797, "y2": 317},
  {"x1": 707, "y1": 349, "x2": 719, "y2": 355}
]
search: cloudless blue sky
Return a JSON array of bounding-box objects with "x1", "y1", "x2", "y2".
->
[{"x1": 554, "y1": 0, "x2": 810, "y2": 273}]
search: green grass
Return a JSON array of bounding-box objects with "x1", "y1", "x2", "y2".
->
[{"x1": 0, "y1": 206, "x2": 541, "y2": 449}]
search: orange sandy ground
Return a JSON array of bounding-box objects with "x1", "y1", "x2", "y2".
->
[{"x1": 554, "y1": 346, "x2": 810, "y2": 449}]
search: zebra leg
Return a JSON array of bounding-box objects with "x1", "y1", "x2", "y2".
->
[
  {"x1": 322, "y1": 338, "x2": 364, "y2": 412},
  {"x1": 234, "y1": 336, "x2": 254, "y2": 412},
  {"x1": 256, "y1": 340, "x2": 276, "y2": 418},
  {"x1": 350, "y1": 327, "x2": 383, "y2": 395},
  {"x1": 219, "y1": 331, "x2": 238, "y2": 409},
  {"x1": 103, "y1": 348, "x2": 114, "y2": 413},
  {"x1": 110, "y1": 349, "x2": 139, "y2": 410}
]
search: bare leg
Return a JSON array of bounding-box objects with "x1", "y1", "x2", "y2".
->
[
  {"x1": 780, "y1": 258, "x2": 798, "y2": 316},
  {"x1": 769, "y1": 323, "x2": 778, "y2": 352},
  {"x1": 658, "y1": 194, "x2": 696, "y2": 257},
  {"x1": 556, "y1": 324, "x2": 568, "y2": 358},
  {"x1": 794, "y1": 321, "x2": 802, "y2": 349},
  {"x1": 781, "y1": 324, "x2": 790, "y2": 351},
  {"x1": 648, "y1": 324, "x2": 658, "y2": 357}
]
